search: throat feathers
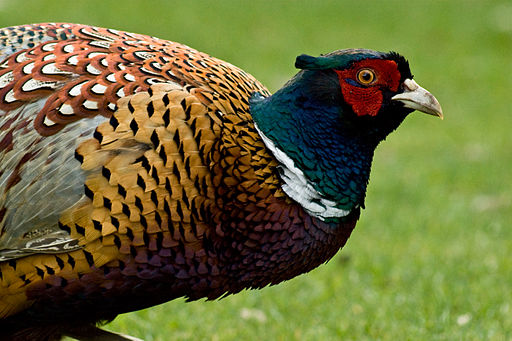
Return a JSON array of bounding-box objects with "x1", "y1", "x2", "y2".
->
[{"x1": 254, "y1": 123, "x2": 352, "y2": 221}]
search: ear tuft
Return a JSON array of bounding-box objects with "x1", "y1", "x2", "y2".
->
[
  {"x1": 295, "y1": 54, "x2": 332, "y2": 70},
  {"x1": 295, "y1": 54, "x2": 317, "y2": 69}
]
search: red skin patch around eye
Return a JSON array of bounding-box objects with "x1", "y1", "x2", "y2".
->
[{"x1": 335, "y1": 59, "x2": 401, "y2": 117}]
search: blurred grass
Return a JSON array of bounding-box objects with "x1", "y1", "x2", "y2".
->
[{"x1": 1, "y1": 0, "x2": 511, "y2": 340}]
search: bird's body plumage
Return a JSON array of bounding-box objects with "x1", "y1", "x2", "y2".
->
[{"x1": 0, "y1": 23, "x2": 442, "y2": 340}]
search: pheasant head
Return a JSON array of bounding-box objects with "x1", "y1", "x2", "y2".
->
[{"x1": 250, "y1": 49, "x2": 442, "y2": 223}]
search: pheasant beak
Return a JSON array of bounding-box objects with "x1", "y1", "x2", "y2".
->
[{"x1": 392, "y1": 79, "x2": 443, "y2": 119}]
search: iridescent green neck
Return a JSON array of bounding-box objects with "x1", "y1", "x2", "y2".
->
[{"x1": 250, "y1": 73, "x2": 377, "y2": 222}]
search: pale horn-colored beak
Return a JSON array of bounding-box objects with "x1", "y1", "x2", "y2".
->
[{"x1": 392, "y1": 79, "x2": 443, "y2": 119}]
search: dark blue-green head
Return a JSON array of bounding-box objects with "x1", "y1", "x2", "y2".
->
[{"x1": 250, "y1": 49, "x2": 442, "y2": 223}]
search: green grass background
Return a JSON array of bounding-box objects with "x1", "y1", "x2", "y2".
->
[{"x1": 1, "y1": 0, "x2": 511, "y2": 340}]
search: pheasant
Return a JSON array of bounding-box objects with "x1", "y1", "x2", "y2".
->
[{"x1": 0, "y1": 23, "x2": 442, "y2": 340}]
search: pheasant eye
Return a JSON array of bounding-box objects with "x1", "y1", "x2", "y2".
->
[{"x1": 356, "y1": 69, "x2": 376, "y2": 85}]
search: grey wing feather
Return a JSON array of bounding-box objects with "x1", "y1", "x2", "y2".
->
[{"x1": 0, "y1": 99, "x2": 107, "y2": 260}]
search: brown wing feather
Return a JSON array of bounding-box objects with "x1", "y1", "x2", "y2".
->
[{"x1": 0, "y1": 83, "x2": 217, "y2": 317}]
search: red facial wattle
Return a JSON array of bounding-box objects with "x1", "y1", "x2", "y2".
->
[{"x1": 335, "y1": 59, "x2": 402, "y2": 117}]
